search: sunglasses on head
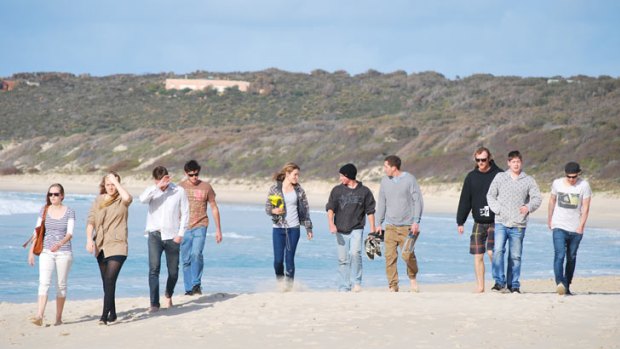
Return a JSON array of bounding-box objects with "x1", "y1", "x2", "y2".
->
[
  {"x1": 48, "y1": 192, "x2": 61, "y2": 197},
  {"x1": 187, "y1": 172, "x2": 199, "y2": 178},
  {"x1": 475, "y1": 158, "x2": 488, "y2": 163}
]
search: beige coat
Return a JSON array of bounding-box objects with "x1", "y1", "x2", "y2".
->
[{"x1": 88, "y1": 195, "x2": 132, "y2": 257}]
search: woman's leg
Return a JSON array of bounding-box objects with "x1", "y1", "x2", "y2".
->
[
  {"x1": 54, "y1": 253, "x2": 73, "y2": 325},
  {"x1": 272, "y1": 228, "x2": 286, "y2": 279},
  {"x1": 34, "y1": 251, "x2": 54, "y2": 324},
  {"x1": 102, "y1": 256, "x2": 126, "y2": 322}
]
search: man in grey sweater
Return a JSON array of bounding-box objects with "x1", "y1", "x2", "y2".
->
[
  {"x1": 374, "y1": 155, "x2": 424, "y2": 292},
  {"x1": 486, "y1": 150, "x2": 542, "y2": 293}
]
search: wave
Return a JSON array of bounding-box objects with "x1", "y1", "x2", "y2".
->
[
  {"x1": 0, "y1": 198, "x2": 42, "y2": 215},
  {"x1": 207, "y1": 232, "x2": 254, "y2": 239}
]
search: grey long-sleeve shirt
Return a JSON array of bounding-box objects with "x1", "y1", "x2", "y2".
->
[
  {"x1": 376, "y1": 172, "x2": 424, "y2": 226},
  {"x1": 486, "y1": 171, "x2": 542, "y2": 228}
]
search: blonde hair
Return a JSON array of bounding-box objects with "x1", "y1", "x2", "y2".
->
[
  {"x1": 99, "y1": 172, "x2": 121, "y2": 208},
  {"x1": 273, "y1": 162, "x2": 300, "y2": 182}
]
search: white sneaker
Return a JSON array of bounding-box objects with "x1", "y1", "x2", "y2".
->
[{"x1": 557, "y1": 283, "x2": 567, "y2": 295}]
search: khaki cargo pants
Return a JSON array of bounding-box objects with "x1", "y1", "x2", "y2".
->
[{"x1": 384, "y1": 224, "x2": 418, "y2": 290}]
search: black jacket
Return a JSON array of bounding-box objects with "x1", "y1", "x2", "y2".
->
[
  {"x1": 456, "y1": 161, "x2": 503, "y2": 225},
  {"x1": 326, "y1": 182, "x2": 376, "y2": 234}
]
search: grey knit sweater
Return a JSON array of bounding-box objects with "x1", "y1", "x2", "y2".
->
[
  {"x1": 486, "y1": 171, "x2": 542, "y2": 228},
  {"x1": 376, "y1": 172, "x2": 424, "y2": 226}
]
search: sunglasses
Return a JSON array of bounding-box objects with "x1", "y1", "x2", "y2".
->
[
  {"x1": 48, "y1": 192, "x2": 61, "y2": 197},
  {"x1": 475, "y1": 158, "x2": 488, "y2": 163},
  {"x1": 187, "y1": 172, "x2": 199, "y2": 178},
  {"x1": 566, "y1": 174, "x2": 579, "y2": 179}
]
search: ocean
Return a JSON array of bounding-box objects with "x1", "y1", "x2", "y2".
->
[{"x1": 1, "y1": 190, "x2": 619, "y2": 303}]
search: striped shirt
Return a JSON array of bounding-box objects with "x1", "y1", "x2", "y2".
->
[{"x1": 37, "y1": 206, "x2": 75, "y2": 252}]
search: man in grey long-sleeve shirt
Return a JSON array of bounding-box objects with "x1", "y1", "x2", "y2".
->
[
  {"x1": 486, "y1": 150, "x2": 542, "y2": 293},
  {"x1": 374, "y1": 155, "x2": 424, "y2": 292}
]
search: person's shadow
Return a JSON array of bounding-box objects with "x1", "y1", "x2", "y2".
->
[{"x1": 65, "y1": 292, "x2": 238, "y2": 325}]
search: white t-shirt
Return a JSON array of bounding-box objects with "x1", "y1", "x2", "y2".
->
[{"x1": 550, "y1": 178, "x2": 592, "y2": 232}]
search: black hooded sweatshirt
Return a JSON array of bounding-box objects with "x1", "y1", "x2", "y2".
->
[{"x1": 456, "y1": 161, "x2": 503, "y2": 225}]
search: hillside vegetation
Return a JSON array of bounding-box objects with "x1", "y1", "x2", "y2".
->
[{"x1": 1, "y1": 69, "x2": 619, "y2": 190}]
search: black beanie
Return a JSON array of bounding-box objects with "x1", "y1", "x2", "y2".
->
[{"x1": 339, "y1": 163, "x2": 357, "y2": 180}]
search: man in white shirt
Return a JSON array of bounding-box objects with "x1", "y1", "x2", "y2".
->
[
  {"x1": 548, "y1": 162, "x2": 592, "y2": 295},
  {"x1": 139, "y1": 166, "x2": 189, "y2": 312}
]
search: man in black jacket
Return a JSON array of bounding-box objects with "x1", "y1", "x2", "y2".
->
[
  {"x1": 326, "y1": 163, "x2": 376, "y2": 292},
  {"x1": 456, "y1": 147, "x2": 502, "y2": 293}
]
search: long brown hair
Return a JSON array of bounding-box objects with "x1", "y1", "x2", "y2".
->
[
  {"x1": 99, "y1": 172, "x2": 121, "y2": 208},
  {"x1": 46, "y1": 183, "x2": 65, "y2": 206},
  {"x1": 273, "y1": 162, "x2": 300, "y2": 182}
]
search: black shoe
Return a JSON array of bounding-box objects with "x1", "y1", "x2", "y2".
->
[
  {"x1": 511, "y1": 288, "x2": 521, "y2": 294},
  {"x1": 184, "y1": 290, "x2": 194, "y2": 296},
  {"x1": 191, "y1": 285, "x2": 202, "y2": 295},
  {"x1": 491, "y1": 283, "x2": 503, "y2": 291}
]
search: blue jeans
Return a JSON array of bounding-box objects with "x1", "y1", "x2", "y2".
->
[
  {"x1": 492, "y1": 224, "x2": 525, "y2": 289},
  {"x1": 553, "y1": 228, "x2": 583, "y2": 291},
  {"x1": 336, "y1": 229, "x2": 363, "y2": 291},
  {"x1": 148, "y1": 231, "x2": 180, "y2": 307},
  {"x1": 181, "y1": 226, "x2": 207, "y2": 292},
  {"x1": 272, "y1": 227, "x2": 300, "y2": 282}
]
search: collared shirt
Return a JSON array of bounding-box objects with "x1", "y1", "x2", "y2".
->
[{"x1": 139, "y1": 183, "x2": 189, "y2": 240}]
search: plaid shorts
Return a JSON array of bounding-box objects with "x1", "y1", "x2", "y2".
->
[{"x1": 469, "y1": 223, "x2": 494, "y2": 255}]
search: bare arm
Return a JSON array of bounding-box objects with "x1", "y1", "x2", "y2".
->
[
  {"x1": 327, "y1": 209, "x2": 337, "y2": 234},
  {"x1": 210, "y1": 201, "x2": 223, "y2": 243},
  {"x1": 577, "y1": 197, "x2": 591, "y2": 233},
  {"x1": 547, "y1": 194, "x2": 557, "y2": 230}
]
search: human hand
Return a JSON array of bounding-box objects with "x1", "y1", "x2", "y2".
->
[
  {"x1": 272, "y1": 207, "x2": 284, "y2": 215},
  {"x1": 410, "y1": 223, "x2": 420, "y2": 235},
  {"x1": 215, "y1": 231, "x2": 223, "y2": 244},
  {"x1": 519, "y1": 205, "x2": 530, "y2": 215},
  {"x1": 307, "y1": 231, "x2": 313, "y2": 240},
  {"x1": 157, "y1": 175, "x2": 171, "y2": 190},
  {"x1": 51, "y1": 242, "x2": 61, "y2": 252},
  {"x1": 457, "y1": 225, "x2": 464, "y2": 235},
  {"x1": 329, "y1": 223, "x2": 338, "y2": 234},
  {"x1": 86, "y1": 240, "x2": 95, "y2": 255},
  {"x1": 28, "y1": 251, "x2": 35, "y2": 266},
  {"x1": 106, "y1": 173, "x2": 120, "y2": 186},
  {"x1": 173, "y1": 235, "x2": 182, "y2": 244}
]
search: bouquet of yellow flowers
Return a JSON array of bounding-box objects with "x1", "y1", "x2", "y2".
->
[
  {"x1": 268, "y1": 194, "x2": 284, "y2": 224},
  {"x1": 268, "y1": 194, "x2": 284, "y2": 209}
]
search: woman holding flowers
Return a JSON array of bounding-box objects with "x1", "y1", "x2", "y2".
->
[{"x1": 265, "y1": 162, "x2": 313, "y2": 291}]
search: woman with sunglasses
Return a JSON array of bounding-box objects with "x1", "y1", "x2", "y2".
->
[
  {"x1": 86, "y1": 172, "x2": 132, "y2": 325},
  {"x1": 28, "y1": 183, "x2": 75, "y2": 326}
]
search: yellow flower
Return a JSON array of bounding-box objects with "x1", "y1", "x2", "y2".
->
[{"x1": 268, "y1": 194, "x2": 284, "y2": 208}]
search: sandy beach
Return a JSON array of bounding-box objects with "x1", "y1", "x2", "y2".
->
[
  {"x1": 1, "y1": 174, "x2": 619, "y2": 348},
  {"x1": 1, "y1": 276, "x2": 618, "y2": 349},
  {"x1": 1, "y1": 173, "x2": 618, "y2": 229}
]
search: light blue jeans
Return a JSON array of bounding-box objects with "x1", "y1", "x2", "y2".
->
[
  {"x1": 336, "y1": 229, "x2": 363, "y2": 291},
  {"x1": 181, "y1": 226, "x2": 207, "y2": 292},
  {"x1": 492, "y1": 224, "x2": 525, "y2": 289}
]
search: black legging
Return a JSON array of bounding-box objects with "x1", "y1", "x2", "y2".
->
[{"x1": 97, "y1": 252, "x2": 126, "y2": 322}]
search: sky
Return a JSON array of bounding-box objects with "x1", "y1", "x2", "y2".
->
[{"x1": 1, "y1": 0, "x2": 619, "y2": 78}]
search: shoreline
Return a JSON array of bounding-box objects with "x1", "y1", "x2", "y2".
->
[
  {"x1": 2, "y1": 276, "x2": 619, "y2": 348},
  {"x1": 1, "y1": 173, "x2": 618, "y2": 229}
]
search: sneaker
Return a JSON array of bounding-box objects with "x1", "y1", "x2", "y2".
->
[
  {"x1": 511, "y1": 288, "x2": 521, "y2": 294},
  {"x1": 491, "y1": 283, "x2": 503, "y2": 291},
  {"x1": 184, "y1": 290, "x2": 194, "y2": 296},
  {"x1": 191, "y1": 285, "x2": 202, "y2": 295},
  {"x1": 557, "y1": 283, "x2": 567, "y2": 295}
]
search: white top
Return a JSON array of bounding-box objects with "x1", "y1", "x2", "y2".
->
[
  {"x1": 550, "y1": 178, "x2": 592, "y2": 232},
  {"x1": 139, "y1": 183, "x2": 189, "y2": 240}
]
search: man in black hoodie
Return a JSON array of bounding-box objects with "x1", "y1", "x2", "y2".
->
[{"x1": 456, "y1": 147, "x2": 502, "y2": 293}]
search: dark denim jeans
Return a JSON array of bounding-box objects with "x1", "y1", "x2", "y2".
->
[
  {"x1": 181, "y1": 226, "x2": 207, "y2": 292},
  {"x1": 148, "y1": 231, "x2": 180, "y2": 307},
  {"x1": 553, "y1": 228, "x2": 583, "y2": 291},
  {"x1": 272, "y1": 227, "x2": 300, "y2": 282}
]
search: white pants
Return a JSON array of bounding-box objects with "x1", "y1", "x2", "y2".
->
[{"x1": 38, "y1": 250, "x2": 73, "y2": 298}]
